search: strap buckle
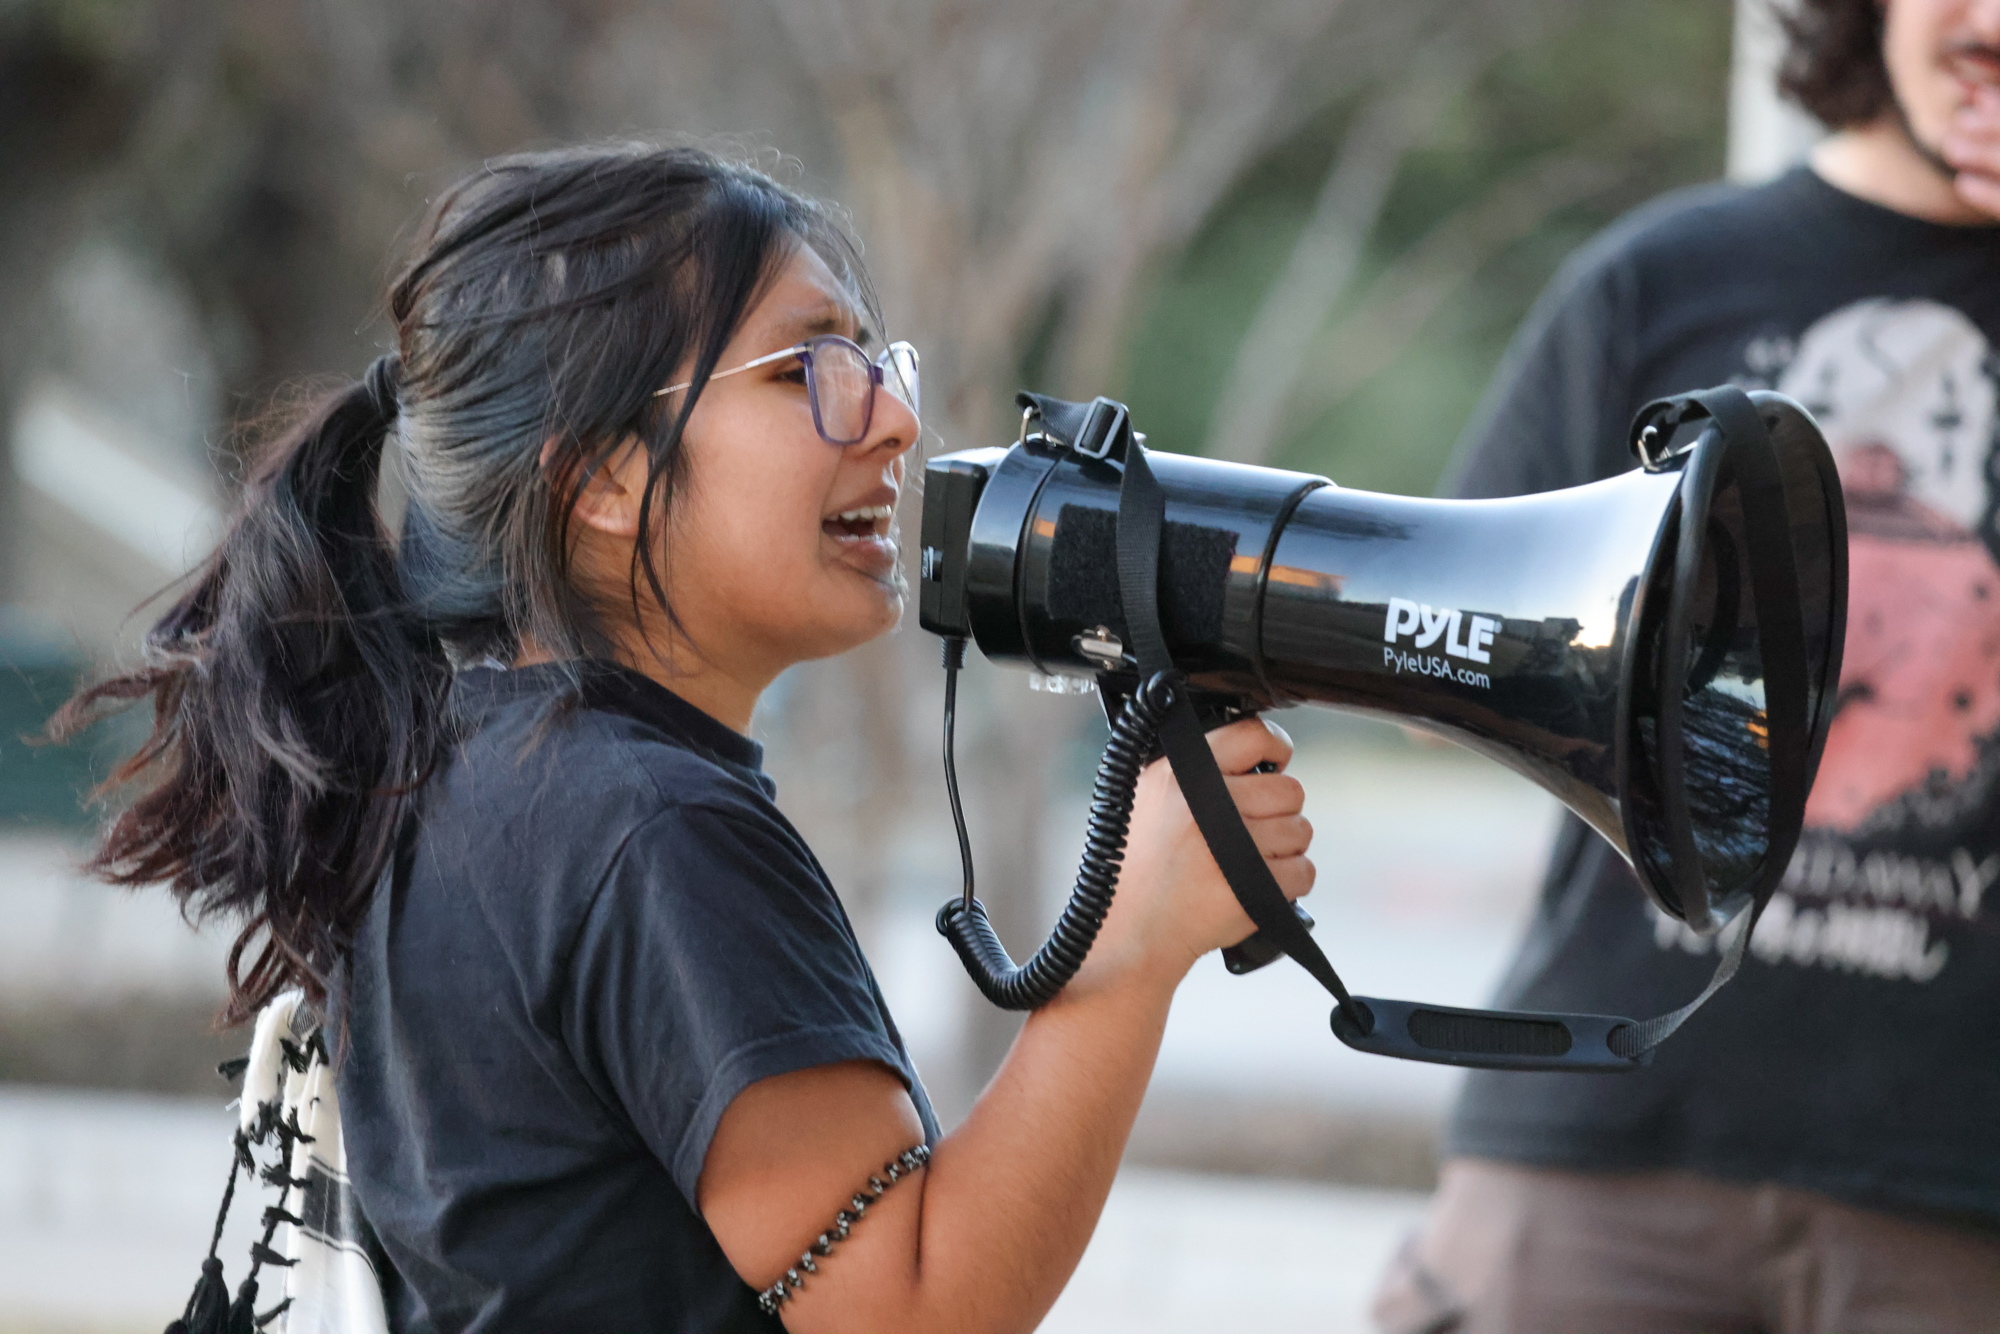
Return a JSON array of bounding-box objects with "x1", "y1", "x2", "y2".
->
[
  {"x1": 1012, "y1": 390, "x2": 1131, "y2": 460},
  {"x1": 1073, "y1": 397, "x2": 1131, "y2": 461}
]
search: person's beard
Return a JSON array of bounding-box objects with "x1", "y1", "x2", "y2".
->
[
  {"x1": 1890, "y1": 89, "x2": 1959, "y2": 180},
  {"x1": 1898, "y1": 41, "x2": 2000, "y2": 181}
]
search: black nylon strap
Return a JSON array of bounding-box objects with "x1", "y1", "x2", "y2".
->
[
  {"x1": 1018, "y1": 392, "x2": 1099, "y2": 455},
  {"x1": 1109, "y1": 413, "x2": 1362, "y2": 1020},
  {"x1": 1607, "y1": 384, "x2": 1811, "y2": 1058}
]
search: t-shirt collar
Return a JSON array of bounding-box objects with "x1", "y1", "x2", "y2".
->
[
  {"x1": 580, "y1": 661, "x2": 766, "y2": 774},
  {"x1": 455, "y1": 659, "x2": 767, "y2": 777},
  {"x1": 1791, "y1": 162, "x2": 2000, "y2": 237}
]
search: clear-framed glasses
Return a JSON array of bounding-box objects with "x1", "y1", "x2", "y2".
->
[{"x1": 653, "y1": 334, "x2": 920, "y2": 446}]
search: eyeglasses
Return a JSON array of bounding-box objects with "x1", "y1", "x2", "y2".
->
[{"x1": 654, "y1": 334, "x2": 920, "y2": 446}]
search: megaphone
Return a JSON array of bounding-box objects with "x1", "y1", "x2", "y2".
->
[{"x1": 919, "y1": 385, "x2": 1847, "y2": 1073}]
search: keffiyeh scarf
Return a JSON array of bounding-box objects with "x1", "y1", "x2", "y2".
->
[{"x1": 165, "y1": 991, "x2": 389, "y2": 1334}]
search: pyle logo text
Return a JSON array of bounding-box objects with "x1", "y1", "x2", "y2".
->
[{"x1": 1383, "y1": 598, "x2": 1498, "y2": 664}]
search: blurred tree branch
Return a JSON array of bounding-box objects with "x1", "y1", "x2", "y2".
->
[
  {"x1": 763, "y1": 0, "x2": 1364, "y2": 432},
  {"x1": 1200, "y1": 0, "x2": 1622, "y2": 468},
  {"x1": 1202, "y1": 31, "x2": 1487, "y2": 465},
  {"x1": 1278, "y1": 139, "x2": 1639, "y2": 440}
]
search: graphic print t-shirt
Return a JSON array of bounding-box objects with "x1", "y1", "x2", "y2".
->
[{"x1": 1446, "y1": 167, "x2": 2000, "y2": 1223}]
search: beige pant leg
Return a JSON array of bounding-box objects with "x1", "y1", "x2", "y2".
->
[
  {"x1": 1371, "y1": 1158, "x2": 1762, "y2": 1334},
  {"x1": 1754, "y1": 1183, "x2": 2000, "y2": 1334}
]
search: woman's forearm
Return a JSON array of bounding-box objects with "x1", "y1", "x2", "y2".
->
[
  {"x1": 744, "y1": 965, "x2": 1182, "y2": 1334},
  {"x1": 707, "y1": 968, "x2": 1183, "y2": 1334},
  {"x1": 873, "y1": 968, "x2": 1180, "y2": 1333}
]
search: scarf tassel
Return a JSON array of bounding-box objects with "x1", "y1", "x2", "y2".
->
[{"x1": 164, "y1": 1255, "x2": 231, "y2": 1334}]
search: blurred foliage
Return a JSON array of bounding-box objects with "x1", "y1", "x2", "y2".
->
[
  {"x1": 1122, "y1": 1, "x2": 1731, "y2": 496},
  {"x1": 0, "y1": 0, "x2": 1731, "y2": 497}
]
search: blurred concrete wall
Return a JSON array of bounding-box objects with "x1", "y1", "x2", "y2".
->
[{"x1": 1728, "y1": 0, "x2": 1823, "y2": 183}]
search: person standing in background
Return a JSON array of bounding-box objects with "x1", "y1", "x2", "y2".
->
[{"x1": 1373, "y1": 2, "x2": 2000, "y2": 1330}]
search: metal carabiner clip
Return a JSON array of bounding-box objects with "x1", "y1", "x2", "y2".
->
[
  {"x1": 1016, "y1": 403, "x2": 1040, "y2": 450},
  {"x1": 1016, "y1": 402, "x2": 1065, "y2": 454}
]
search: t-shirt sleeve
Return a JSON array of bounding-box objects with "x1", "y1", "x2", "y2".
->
[
  {"x1": 1441, "y1": 241, "x2": 1643, "y2": 500},
  {"x1": 561, "y1": 801, "x2": 915, "y2": 1208}
]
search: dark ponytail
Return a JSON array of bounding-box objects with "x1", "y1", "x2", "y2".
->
[
  {"x1": 57, "y1": 353, "x2": 449, "y2": 1024},
  {"x1": 55, "y1": 145, "x2": 875, "y2": 1023}
]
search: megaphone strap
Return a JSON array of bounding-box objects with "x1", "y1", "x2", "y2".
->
[
  {"x1": 1605, "y1": 385, "x2": 1815, "y2": 1059},
  {"x1": 1110, "y1": 419, "x2": 1361, "y2": 1017},
  {"x1": 1082, "y1": 384, "x2": 1812, "y2": 1074}
]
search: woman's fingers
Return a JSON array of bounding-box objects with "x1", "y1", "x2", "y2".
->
[
  {"x1": 1245, "y1": 813, "x2": 1314, "y2": 861},
  {"x1": 1223, "y1": 771, "x2": 1306, "y2": 819},
  {"x1": 1207, "y1": 717, "x2": 1294, "y2": 776},
  {"x1": 1190, "y1": 717, "x2": 1315, "y2": 912},
  {"x1": 1267, "y1": 852, "x2": 1317, "y2": 901}
]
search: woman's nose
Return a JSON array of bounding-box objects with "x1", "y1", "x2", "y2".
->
[{"x1": 861, "y1": 383, "x2": 920, "y2": 460}]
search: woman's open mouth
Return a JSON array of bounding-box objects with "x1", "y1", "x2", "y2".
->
[
  {"x1": 822, "y1": 503, "x2": 899, "y2": 577},
  {"x1": 823, "y1": 503, "x2": 893, "y2": 541}
]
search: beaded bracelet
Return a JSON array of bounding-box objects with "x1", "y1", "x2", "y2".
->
[{"x1": 757, "y1": 1144, "x2": 932, "y2": 1315}]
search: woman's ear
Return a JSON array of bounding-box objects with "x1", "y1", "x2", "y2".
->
[{"x1": 541, "y1": 436, "x2": 647, "y2": 538}]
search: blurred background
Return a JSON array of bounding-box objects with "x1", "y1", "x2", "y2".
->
[{"x1": 0, "y1": 0, "x2": 1817, "y2": 1329}]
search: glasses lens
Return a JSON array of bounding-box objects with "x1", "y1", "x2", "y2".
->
[
  {"x1": 809, "y1": 339, "x2": 872, "y2": 444},
  {"x1": 881, "y1": 343, "x2": 920, "y2": 419}
]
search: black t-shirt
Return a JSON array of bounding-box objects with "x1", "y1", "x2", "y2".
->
[
  {"x1": 1446, "y1": 167, "x2": 2000, "y2": 1224},
  {"x1": 333, "y1": 662, "x2": 940, "y2": 1331}
]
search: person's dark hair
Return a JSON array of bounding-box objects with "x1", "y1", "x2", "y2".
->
[
  {"x1": 53, "y1": 144, "x2": 875, "y2": 1025},
  {"x1": 1776, "y1": 0, "x2": 1893, "y2": 129}
]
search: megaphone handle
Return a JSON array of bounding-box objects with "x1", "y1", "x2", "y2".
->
[{"x1": 1221, "y1": 903, "x2": 1315, "y2": 974}]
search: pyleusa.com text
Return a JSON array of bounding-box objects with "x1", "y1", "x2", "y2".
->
[{"x1": 1383, "y1": 646, "x2": 1492, "y2": 689}]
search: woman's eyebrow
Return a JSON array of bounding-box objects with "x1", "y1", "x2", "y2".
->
[{"x1": 781, "y1": 308, "x2": 874, "y2": 347}]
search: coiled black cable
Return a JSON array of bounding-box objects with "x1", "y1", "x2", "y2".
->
[{"x1": 935, "y1": 636, "x2": 1179, "y2": 1009}]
